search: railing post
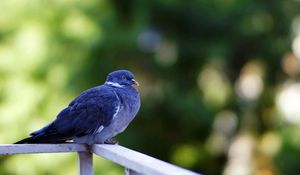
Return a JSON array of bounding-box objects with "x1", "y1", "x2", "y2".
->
[{"x1": 78, "y1": 151, "x2": 93, "y2": 175}]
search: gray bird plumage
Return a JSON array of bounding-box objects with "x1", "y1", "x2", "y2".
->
[{"x1": 15, "y1": 70, "x2": 140, "y2": 144}]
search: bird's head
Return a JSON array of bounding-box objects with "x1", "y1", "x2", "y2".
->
[{"x1": 105, "y1": 70, "x2": 139, "y2": 87}]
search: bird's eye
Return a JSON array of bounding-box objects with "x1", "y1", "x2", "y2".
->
[{"x1": 122, "y1": 75, "x2": 126, "y2": 80}]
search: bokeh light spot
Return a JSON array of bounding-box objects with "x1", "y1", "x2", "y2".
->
[
  {"x1": 292, "y1": 16, "x2": 300, "y2": 36},
  {"x1": 171, "y1": 144, "x2": 200, "y2": 168},
  {"x1": 62, "y1": 10, "x2": 100, "y2": 42},
  {"x1": 137, "y1": 29, "x2": 161, "y2": 53},
  {"x1": 205, "y1": 133, "x2": 227, "y2": 156},
  {"x1": 258, "y1": 132, "x2": 281, "y2": 157},
  {"x1": 14, "y1": 23, "x2": 48, "y2": 69},
  {"x1": 276, "y1": 83, "x2": 300, "y2": 123},
  {"x1": 198, "y1": 62, "x2": 231, "y2": 108},
  {"x1": 292, "y1": 36, "x2": 300, "y2": 59},
  {"x1": 214, "y1": 110, "x2": 238, "y2": 136},
  {"x1": 224, "y1": 134, "x2": 255, "y2": 175},
  {"x1": 154, "y1": 40, "x2": 178, "y2": 67},
  {"x1": 236, "y1": 61, "x2": 264, "y2": 101},
  {"x1": 282, "y1": 53, "x2": 300, "y2": 76}
]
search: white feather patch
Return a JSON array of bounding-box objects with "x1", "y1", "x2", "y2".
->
[
  {"x1": 105, "y1": 81, "x2": 124, "y2": 87},
  {"x1": 96, "y1": 126, "x2": 104, "y2": 133},
  {"x1": 112, "y1": 91, "x2": 121, "y2": 120}
]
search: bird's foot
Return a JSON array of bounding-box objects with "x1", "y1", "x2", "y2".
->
[
  {"x1": 104, "y1": 138, "x2": 118, "y2": 145},
  {"x1": 74, "y1": 135, "x2": 94, "y2": 145}
]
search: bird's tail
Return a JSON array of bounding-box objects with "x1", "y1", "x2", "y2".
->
[
  {"x1": 14, "y1": 121, "x2": 71, "y2": 144},
  {"x1": 14, "y1": 137, "x2": 33, "y2": 144},
  {"x1": 14, "y1": 135, "x2": 70, "y2": 144}
]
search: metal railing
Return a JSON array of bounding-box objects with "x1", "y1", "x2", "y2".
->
[{"x1": 0, "y1": 144, "x2": 201, "y2": 175}]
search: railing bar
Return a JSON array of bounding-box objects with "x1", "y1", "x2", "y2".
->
[
  {"x1": 0, "y1": 144, "x2": 202, "y2": 175},
  {"x1": 0, "y1": 144, "x2": 88, "y2": 155},
  {"x1": 92, "y1": 144, "x2": 201, "y2": 175}
]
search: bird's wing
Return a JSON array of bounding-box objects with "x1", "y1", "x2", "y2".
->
[{"x1": 29, "y1": 86, "x2": 120, "y2": 143}]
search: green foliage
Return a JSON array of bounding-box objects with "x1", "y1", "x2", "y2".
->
[{"x1": 1, "y1": 0, "x2": 300, "y2": 174}]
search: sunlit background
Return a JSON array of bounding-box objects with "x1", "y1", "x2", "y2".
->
[{"x1": 1, "y1": 0, "x2": 300, "y2": 175}]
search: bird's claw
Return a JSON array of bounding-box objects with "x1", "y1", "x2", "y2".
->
[{"x1": 104, "y1": 138, "x2": 118, "y2": 145}]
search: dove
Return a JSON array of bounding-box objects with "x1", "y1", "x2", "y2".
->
[{"x1": 15, "y1": 70, "x2": 140, "y2": 145}]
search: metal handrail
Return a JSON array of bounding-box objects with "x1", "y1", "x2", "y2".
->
[{"x1": 0, "y1": 144, "x2": 201, "y2": 175}]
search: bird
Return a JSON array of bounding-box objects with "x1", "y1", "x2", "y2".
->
[{"x1": 15, "y1": 70, "x2": 140, "y2": 145}]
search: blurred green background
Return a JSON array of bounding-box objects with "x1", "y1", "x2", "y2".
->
[{"x1": 1, "y1": 0, "x2": 300, "y2": 174}]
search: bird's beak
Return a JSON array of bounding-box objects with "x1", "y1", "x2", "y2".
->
[{"x1": 132, "y1": 79, "x2": 139, "y2": 86}]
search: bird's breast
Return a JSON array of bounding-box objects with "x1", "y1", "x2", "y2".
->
[
  {"x1": 119, "y1": 88, "x2": 140, "y2": 115},
  {"x1": 109, "y1": 87, "x2": 140, "y2": 132}
]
